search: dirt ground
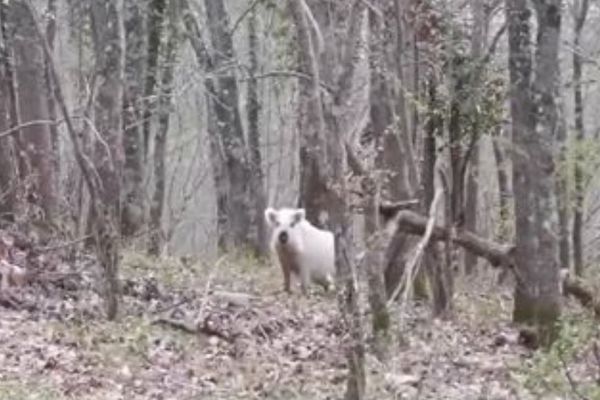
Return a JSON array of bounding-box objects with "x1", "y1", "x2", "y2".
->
[{"x1": 0, "y1": 249, "x2": 598, "y2": 400}]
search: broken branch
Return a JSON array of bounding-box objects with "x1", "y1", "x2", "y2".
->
[{"x1": 388, "y1": 209, "x2": 515, "y2": 269}]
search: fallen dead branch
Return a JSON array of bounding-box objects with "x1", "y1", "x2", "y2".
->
[
  {"x1": 388, "y1": 209, "x2": 515, "y2": 269},
  {"x1": 378, "y1": 200, "x2": 421, "y2": 221},
  {"x1": 152, "y1": 315, "x2": 234, "y2": 343},
  {"x1": 387, "y1": 207, "x2": 600, "y2": 320}
]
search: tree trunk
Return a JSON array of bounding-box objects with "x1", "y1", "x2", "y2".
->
[
  {"x1": 0, "y1": 78, "x2": 15, "y2": 221},
  {"x1": 90, "y1": 0, "x2": 125, "y2": 320},
  {"x1": 204, "y1": 0, "x2": 252, "y2": 251},
  {"x1": 464, "y1": 0, "x2": 486, "y2": 275},
  {"x1": 365, "y1": 0, "x2": 423, "y2": 302},
  {"x1": 288, "y1": 0, "x2": 365, "y2": 397},
  {"x1": 507, "y1": 0, "x2": 561, "y2": 346},
  {"x1": 43, "y1": 0, "x2": 59, "y2": 182},
  {"x1": 555, "y1": 129, "x2": 570, "y2": 272},
  {"x1": 0, "y1": 1, "x2": 26, "y2": 211},
  {"x1": 294, "y1": 0, "x2": 328, "y2": 228},
  {"x1": 492, "y1": 127, "x2": 512, "y2": 284},
  {"x1": 572, "y1": 0, "x2": 589, "y2": 277},
  {"x1": 121, "y1": 0, "x2": 147, "y2": 237},
  {"x1": 142, "y1": 0, "x2": 166, "y2": 159},
  {"x1": 422, "y1": 74, "x2": 451, "y2": 316},
  {"x1": 149, "y1": 8, "x2": 179, "y2": 256},
  {"x1": 492, "y1": 127, "x2": 510, "y2": 237},
  {"x1": 179, "y1": 0, "x2": 230, "y2": 251},
  {"x1": 12, "y1": 0, "x2": 56, "y2": 221},
  {"x1": 0, "y1": 10, "x2": 15, "y2": 221},
  {"x1": 362, "y1": 1, "x2": 393, "y2": 356},
  {"x1": 247, "y1": 8, "x2": 268, "y2": 258}
]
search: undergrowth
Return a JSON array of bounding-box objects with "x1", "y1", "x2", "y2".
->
[{"x1": 512, "y1": 311, "x2": 600, "y2": 399}]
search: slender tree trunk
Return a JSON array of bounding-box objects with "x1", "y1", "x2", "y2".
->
[
  {"x1": 204, "y1": 0, "x2": 252, "y2": 250},
  {"x1": 0, "y1": 9, "x2": 15, "y2": 220},
  {"x1": 142, "y1": 0, "x2": 166, "y2": 159},
  {"x1": 507, "y1": 0, "x2": 561, "y2": 346},
  {"x1": 492, "y1": 127, "x2": 510, "y2": 235},
  {"x1": 556, "y1": 126, "x2": 570, "y2": 272},
  {"x1": 464, "y1": 0, "x2": 486, "y2": 275},
  {"x1": 365, "y1": 1, "x2": 392, "y2": 357},
  {"x1": 295, "y1": 0, "x2": 328, "y2": 227},
  {"x1": 423, "y1": 74, "x2": 451, "y2": 316},
  {"x1": 89, "y1": 0, "x2": 125, "y2": 320},
  {"x1": 492, "y1": 127, "x2": 512, "y2": 284},
  {"x1": 179, "y1": 0, "x2": 230, "y2": 251},
  {"x1": 247, "y1": 8, "x2": 268, "y2": 258},
  {"x1": 288, "y1": 1, "x2": 365, "y2": 397},
  {"x1": 0, "y1": 73, "x2": 15, "y2": 221},
  {"x1": 43, "y1": 0, "x2": 59, "y2": 183},
  {"x1": 12, "y1": 0, "x2": 56, "y2": 222},
  {"x1": 447, "y1": 54, "x2": 466, "y2": 290},
  {"x1": 369, "y1": 0, "x2": 425, "y2": 304},
  {"x1": 572, "y1": 0, "x2": 589, "y2": 277},
  {"x1": 1, "y1": 1, "x2": 28, "y2": 210},
  {"x1": 122, "y1": 0, "x2": 147, "y2": 237},
  {"x1": 149, "y1": 9, "x2": 179, "y2": 256}
]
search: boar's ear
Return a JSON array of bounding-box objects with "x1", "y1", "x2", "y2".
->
[
  {"x1": 293, "y1": 208, "x2": 306, "y2": 224},
  {"x1": 264, "y1": 208, "x2": 278, "y2": 226}
]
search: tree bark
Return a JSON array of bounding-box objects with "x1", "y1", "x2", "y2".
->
[
  {"x1": 492, "y1": 127, "x2": 510, "y2": 237},
  {"x1": 365, "y1": 1, "x2": 394, "y2": 357},
  {"x1": 288, "y1": 1, "x2": 365, "y2": 397},
  {"x1": 290, "y1": 0, "x2": 327, "y2": 228},
  {"x1": 89, "y1": 0, "x2": 126, "y2": 320},
  {"x1": 507, "y1": 0, "x2": 561, "y2": 346},
  {"x1": 0, "y1": 10, "x2": 16, "y2": 220},
  {"x1": 572, "y1": 0, "x2": 589, "y2": 277},
  {"x1": 492, "y1": 127, "x2": 512, "y2": 284},
  {"x1": 555, "y1": 123, "x2": 570, "y2": 272},
  {"x1": 247, "y1": 8, "x2": 268, "y2": 258},
  {"x1": 121, "y1": 0, "x2": 147, "y2": 237},
  {"x1": 0, "y1": 1, "x2": 25, "y2": 215},
  {"x1": 204, "y1": 0, "x2": 252, "y2": 251},
  {"x1": 364, "y1": 0, "x2": 421, "y2": 302},
  {"x1": 464, "y1": 0, "x2": 486, "y2": 275},
  {"x1": 43, "y1": 0, "x2": 59, "y2": 182},
  {"x1": 179, "y1": 0, "x2": 229, "y2": 251},
  {"x1": 12, "y1": 0, "x2": 56, "y2": 221},
  {"x1": 142, "y1": 0, "x2": 166, "y2": 159},
  {"x1": 148, "y1": 6, "x2": 179, "y2": 256},
  {"x1": 423, "y1": 74, "x2": 451, "y2": 315}
]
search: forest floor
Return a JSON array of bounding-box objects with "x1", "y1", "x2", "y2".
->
[{"x1": 0, "y1": 242, "x2": 599, "y2": 400}]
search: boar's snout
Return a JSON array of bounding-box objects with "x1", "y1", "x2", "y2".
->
[{"x1": 278, "y1": 231, "x2": 289, "y2": 245}]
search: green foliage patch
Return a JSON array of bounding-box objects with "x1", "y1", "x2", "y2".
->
[{"x1": 511, "y1": 313, "x2": 600, "y2": 398}]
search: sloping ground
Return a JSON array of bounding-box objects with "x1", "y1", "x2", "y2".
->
[{"x1": 0, "y1": 250, "x2": 598, "y2": 400}]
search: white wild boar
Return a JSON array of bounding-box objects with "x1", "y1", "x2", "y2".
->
[{"x1": 264, "y1": 207, "x2": 335, "y2": 295}]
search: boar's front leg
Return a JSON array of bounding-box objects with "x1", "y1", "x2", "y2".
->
[
  {"x1": 281, "y1": 262, "x2": 292, "y2": 293},
  {"x1": 299, "y1": 266, "x2": 310, "y2": 296}
]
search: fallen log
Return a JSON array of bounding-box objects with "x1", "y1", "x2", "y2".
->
[
  {"x1": 389, "y1": 209, "x2": 600, "y2": 319},
  {"x1": 390, "y1": 210, "x2": 515, "y2": 269}
]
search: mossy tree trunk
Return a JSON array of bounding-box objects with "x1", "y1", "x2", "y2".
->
[
  {"x1": 506, "y1": 0, "x2": 562, "y2": 347},
  {"x1": 572, "y1": 0, "x2": 589, "y2": 277}
]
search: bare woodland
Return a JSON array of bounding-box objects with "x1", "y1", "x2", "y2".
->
[{"x1": 1, "y1": 0, "x2": 600, "y2": 399}]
